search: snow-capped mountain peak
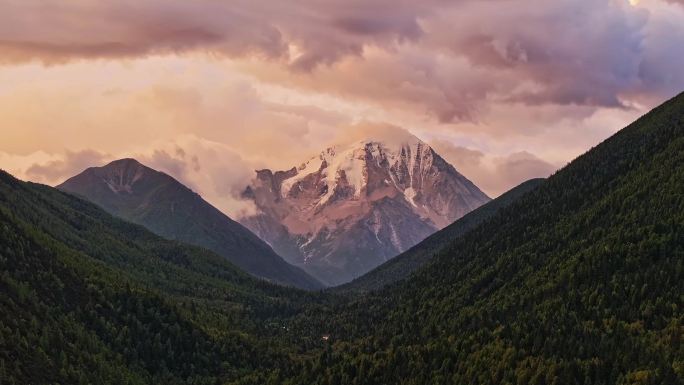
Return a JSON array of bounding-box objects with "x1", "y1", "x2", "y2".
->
[
  {"x1": 240, "y1": 135, "x2": 490, "y2": 286},
  {"x1": 280, "y1": 136, "x2": 438, "y2": 208}
]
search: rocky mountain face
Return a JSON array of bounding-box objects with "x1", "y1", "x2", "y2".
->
[
  {"x1": 58, "y1": 158, "x2": 323, "y2": 290},
  {"x1": 240, "y1": 134, "x2": 490, "y2": 286}
]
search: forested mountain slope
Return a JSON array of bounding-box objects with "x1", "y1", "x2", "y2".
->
[
  {"x1": 275, "y1": 92, "x2": 684, "y2": 384},
  {"x1": 336, "y1": 178, "x2": 544, "y2": 293},
  {"x1": 0, "y1": 170, "x2": 323, "y2": 384}
]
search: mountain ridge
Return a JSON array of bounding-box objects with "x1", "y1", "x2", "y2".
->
[{"x1": 58, "y1": 158, "x2": 323, "y2": 290}]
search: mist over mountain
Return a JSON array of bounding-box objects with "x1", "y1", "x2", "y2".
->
[
  {"x1": 240, "y1": 133, "x2": 490, "y2": 286},
  {"x1": 58, "y1": 158, "x2": 322, "y2": 290}
]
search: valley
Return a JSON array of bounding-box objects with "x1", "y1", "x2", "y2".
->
[{"x1": 1, "y1": 92, "x2": 682, "y2": 384}]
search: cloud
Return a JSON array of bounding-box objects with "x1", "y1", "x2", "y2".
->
[
  {"x1": 0, "y1": 59, "x2": 353, "y2": 162},
  {"x1": 12, "y1": 137, "x2": 260, "y2": 218},
  {"x1": 230, "y1": 0, "x2": 682, "y2": 124},
  {"x1": 430, "y1": 140, "x2": 557, "y2": 197},
  {"x1": 494, "y1": 151, "x2": 558, "y2": 186},
  {"x1": 431, "y1": 0, "x2": 650, "y2": 108},
  {"x1": 9, "y1": 122, "x2": 557, "y2": 215},
  {"x1": 330, "y1": 122, "x2": 419, "y2": 147},
  {"x1": 241, "y1": 47, "x2": 498, "y2": 123},
  {"x1": 0, "y1": 1, "x2": 287, "y2": 65},
  {"x1": 430, "y1": 143, "x2": 485, "y2": 169},
  {"x1": 25, "y1": 149, "x2": 110, "y2": 184},
  {"x1": 0, "y1": 0, "x2": 429, "y2": 70},
  {"x1": 0, "y1": 54, "x2": 653, "y2": 211},
  {"x1": 0, "y1": 59, "x2": 357, "y2": 218},
  {"x1": 136, "y1": 136, "x2": 261, "y2": 218},
  {"x1": 2, "y1": 0, "x2": 681, "y2": 122},
  {"x1": 1, "y1": 0, "x2": 683, "y2": 219}
]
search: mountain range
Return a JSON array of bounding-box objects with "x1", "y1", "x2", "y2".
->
[
  {"x1": 58, "y1": 158, "x2": 322, "y2": 290},
  {"x1": 240, "y1": 133, "x2": 490, "y2": 285},
  {"x1": 1, "y1": 92, "x2": 682, "y2": 384}
]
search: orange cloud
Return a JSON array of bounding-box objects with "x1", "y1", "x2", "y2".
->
[
  {"x1": 25, "y1": 149, "x2": 110, "y2": 184},
  {"x1": 1, "y1": 0, "x2": 683, "y2": 218},
  {"x1": 0, "y1": 0, "x2": 430, "y2": 69}
]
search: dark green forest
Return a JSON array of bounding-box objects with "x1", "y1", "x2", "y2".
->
[
  {"x1": 1, "y1": 91, "x2": 683, "y2": 384},
  {"x1": 0, "y1": 169, "x2": 326, "y2": 384}
]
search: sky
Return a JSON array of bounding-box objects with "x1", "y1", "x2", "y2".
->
[{"x1": 1, "y1": 0, "x2": 683, "y2": 217}]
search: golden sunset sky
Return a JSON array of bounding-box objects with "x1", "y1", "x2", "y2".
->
[{"x1": 1, "y1": 0, "x2": 683, "y2": 216}]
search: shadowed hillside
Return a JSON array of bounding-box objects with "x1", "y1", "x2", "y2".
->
[{"x1": 58, "y1": 158, "x2": 322, "y2": 290}]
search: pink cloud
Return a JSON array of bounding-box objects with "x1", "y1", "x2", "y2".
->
[
  {"x1": 1, "y1": 0, "x2": 682, "y2": 123},
  {"x1": 25, "y1": 149, "x2": 110, "y2": 184},
  {"x1": 430, "y1": 140, "x2": 557, "y2": 197},
  {"x1": 2, "y1": 0, "x2": 683, "y2": 212}
]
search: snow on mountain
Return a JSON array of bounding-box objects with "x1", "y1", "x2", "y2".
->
[{"x1": 240, "y1": 133, "x2": 490, "y2": 286}]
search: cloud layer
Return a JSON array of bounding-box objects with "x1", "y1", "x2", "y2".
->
[
  {"x1": 430, "y1": 140, "x2": 559, "y2": 196},
  {"x1": 1, "y1": 0, "x2": 683, "y2": 216},
  {"x1": 2, "y1": 0, "x2": 682, "y2": 119}
]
